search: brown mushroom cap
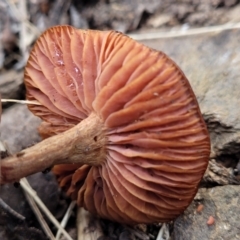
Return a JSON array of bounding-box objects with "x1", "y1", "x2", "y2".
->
[{"x1": 24, "y1": 25, "x2": 210, "y2": 224}]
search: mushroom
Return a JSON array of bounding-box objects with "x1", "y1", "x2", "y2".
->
[{"x1": 0, "y1": 25, "x2": 210, "y2": 224}]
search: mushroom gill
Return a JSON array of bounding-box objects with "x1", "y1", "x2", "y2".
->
[{"x1": 5, "y1": 25, "x2": 210, "y2": 224}]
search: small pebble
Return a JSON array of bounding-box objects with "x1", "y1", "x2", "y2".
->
[
  {"x1": 207, "y1": 216, "x2": 215, "y2": 226},
  {"x1": 196, "y1": 204, "x2": 204, "y2": 213}
]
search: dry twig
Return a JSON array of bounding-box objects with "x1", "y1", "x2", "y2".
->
[
  {"x1": 20, "y1": 178, "x2": 73, "y2": 240},
  {"x1": 21, "y1": 178, "x2": 56, "y2": 240},
  {"x1": 0, "y1": 197, "x2": 25, "y2": 221},
  {"x1": 1, "y1": 99, "x2": 41, "y2": 105},
  {"x1": 56, "y1": 201, "x2": 76, "y2": 240},
  {"x1": 129, "y1": 22, "x2": 240, "y2": 40}
]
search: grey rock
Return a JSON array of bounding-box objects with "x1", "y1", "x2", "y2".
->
[
  {"x1": 0, "y1": 104, "x2": 41, "y2": 153},
  {"x1": 173, "y1": 186, "x2": 240, "y2": 240},
  {"x1": 0, "y1": 71, "x2": 24, "y2": 103}
]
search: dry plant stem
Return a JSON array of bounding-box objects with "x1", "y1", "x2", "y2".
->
[
  {"x1": 0, "y1": 113, "x2": 106, "y2": 184},
  {"x1": 20, "y1": 178, "x2": 73, "y2": 240},
  {"x1": 56, "y1": 201, "x2": 76, "y2": 240},
  {"x1": 0, "y1": 197, "x2": 25, "y2": 221},
  {"x1": 129, "y1": 22, "x2": 240, "y2": 40},
  {"x1": 21, "y1": 178, "x2": 55, "y2": 240},
  {"x1": 1, "y1": 99, "x2": 41, "y2": 105}
]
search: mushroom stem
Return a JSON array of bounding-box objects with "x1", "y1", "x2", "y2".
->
[{"x1": 0, "y1": 113, "x2": 106, "y2": 184}]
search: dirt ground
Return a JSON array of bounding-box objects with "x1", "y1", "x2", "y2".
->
[{"x1": 1, "y1": 1, "x2": 240, "y2": 240}]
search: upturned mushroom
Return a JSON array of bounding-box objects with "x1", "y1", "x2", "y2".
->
[{"x1": 0, "y1": 25, "x2": 210, "y2": 224}]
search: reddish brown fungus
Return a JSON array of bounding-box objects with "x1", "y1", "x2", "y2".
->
[{"x1": 0, "y1": 25, "x2": 210, "y2": 224}]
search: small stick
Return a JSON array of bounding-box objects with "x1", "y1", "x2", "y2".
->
[
  {"x1": 1, "y1": 99, "x2": 41, "y2": 105},
  {"x1": 56, "y1": 201, "x2": 76, "y2": 240},
  {"x1": 20, "y1": 178, "x2": 73, "y2": 240},
  {"x1": 129, "y1": 22, "x2": 240, "y2": 40},
  {"x1": 21, "y1": 178, "x2": 56, "y2": 240},
  {"x1": 0, "y1": 197, "x2": 25, "y2": 221}
]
